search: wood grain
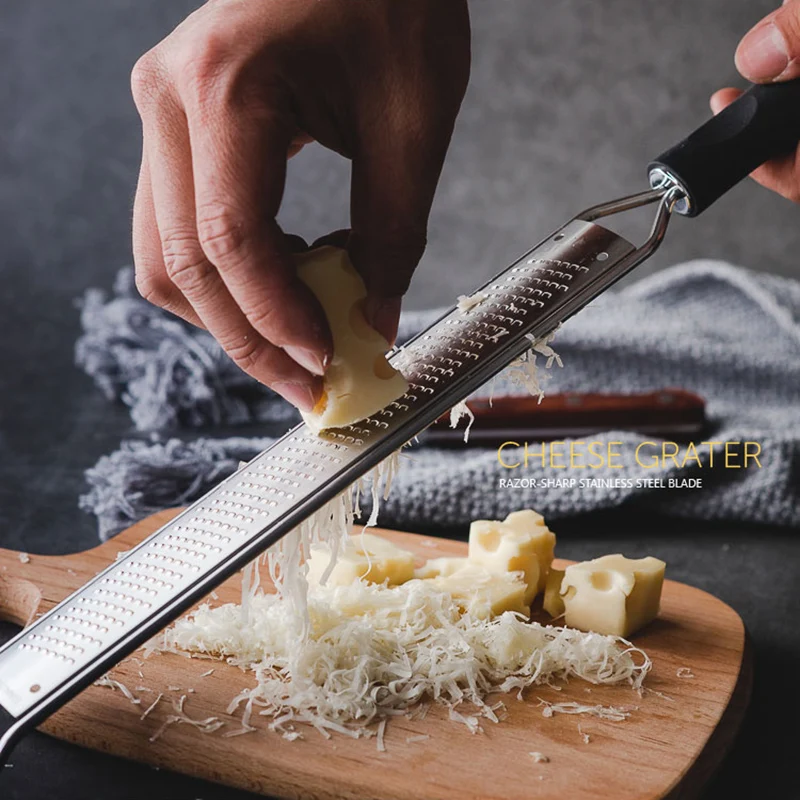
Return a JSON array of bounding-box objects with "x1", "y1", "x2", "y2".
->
[{"x1": 0, "y1": 510, "x2": 750, "y2": 800}]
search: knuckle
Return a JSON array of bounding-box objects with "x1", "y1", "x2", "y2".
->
[
  {"x1": 161, "y1": 230, "x2": 215, "y2": 291},
  {"x1": 130, "y1": 49, "x2": 167, "y2": 112},
  {"x1": 173, "y1": 31, "x2": 231, "y2": 100},
  {"x1": 134, "y1": 269, "x2": 172, "y2": 307},
  {"x1": 244, "y1": 302, "x2": 282, "y2": 337},
  {"x1": 778, "y1": 7, "x2": 800, "y2": 56},
  {"x1": 223, "y1": 335, "x2": 265, "y2": 375},
  {"x1": 196, "y1": 203, "x2": 251, "y2": 264}
]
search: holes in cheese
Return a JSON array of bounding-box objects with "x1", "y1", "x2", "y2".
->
[
  {"x1": 294, "y1": 246, "x2": 409, "y2": 431},
  {"x1": 468, "y1": 509, "x2": 556, "y2": 605},
  {"x1": 306, "y1": 532, "x2": 415, "y2": 587},
  {"x1": 560, "y1": 554, "x2": 665, "y2": 638}
]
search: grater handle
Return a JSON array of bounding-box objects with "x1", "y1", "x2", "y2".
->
[{"x1": 648, "y1": 78, "x2": 800, "y2": 217}]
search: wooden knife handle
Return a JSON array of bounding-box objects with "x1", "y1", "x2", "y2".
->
[{"x1": 428, "y1": 388, "x2": 706, "y2": 444}]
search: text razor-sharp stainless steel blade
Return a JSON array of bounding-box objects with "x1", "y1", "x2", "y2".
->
[{"x1": 3, "y1": 76, "x2": 800, "y2": 762}]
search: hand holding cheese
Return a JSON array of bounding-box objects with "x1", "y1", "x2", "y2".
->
[
  {"x1": 560, "y1": 554, "x2": 666, "y2": 638},
  {"x1": 129, "y1": 0, "x2": 469, "y2": 412},
  {"x1": 295, "y1": 247, "x2": 409, "y2": 431}
]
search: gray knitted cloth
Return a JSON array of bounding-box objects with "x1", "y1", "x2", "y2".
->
[{"x1": 77, "y1": 261, "x2": 800, "y2": 540}]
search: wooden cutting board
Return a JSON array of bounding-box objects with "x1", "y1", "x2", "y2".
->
[{"x1": 0, "y1": 510, "x2": 751, "y2": 800}]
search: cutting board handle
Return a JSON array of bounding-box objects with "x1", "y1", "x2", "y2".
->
[{"x1": 0, "y1": 550, "x2": 45, "y2": 628}]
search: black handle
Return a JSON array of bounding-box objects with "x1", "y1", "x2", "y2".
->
[{"x1": 648, "y1": 78, "x2": 800, "y2": 216}]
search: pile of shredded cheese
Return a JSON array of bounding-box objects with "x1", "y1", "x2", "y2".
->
[{"x1": 162, "y1": 576, "x2": 650, "y2": 740}]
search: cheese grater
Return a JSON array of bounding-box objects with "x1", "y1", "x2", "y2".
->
[{"x1": 2, "y1": 78, "x2": 800, "y2": 763}]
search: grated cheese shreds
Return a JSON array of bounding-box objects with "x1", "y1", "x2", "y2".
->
[
  {"x1": 140, "y1": 692, "x2": 163, "y2": 721},
  {"x1": 506, "y1": 328, "x2": 563, "y2": 403},
  {"x1": 260, "y1": 452, "x2": 402, "y2": 637},
  {"x1": 376, "y1": 719, "x2": 387, "y2": 752},
  {"x1": 448, "y1": 400, "x2": 475, "y2": 443},
  {"x1": 537, "y1": 699, "x2": 636, "y2": 722},
  {"x1": 165, "y1": 578, "x2": 650, "y2": 740},
  {"x1": 95, "y1": 675, "x2": 140, "y2": 705},
  {"x1": 457, "y1": 292, "x2": 487, "y2": 313}
]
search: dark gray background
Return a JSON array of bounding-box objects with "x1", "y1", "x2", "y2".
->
[{"x1": 1, "y1": 1, "x2": 798, "y2": 798}]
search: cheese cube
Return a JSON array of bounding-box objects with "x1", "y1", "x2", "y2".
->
[
  {"x1": 430, "y1": 566, "x2": 530, "y2": 620},
  {"x1": 542, "y1": 567, "x2": 565, "y2": 618},
  {"x1": 294, "y1": 246, "x2": 409, "y2": 431},
  {"x1": 561, "y1": 554, "x2": 666, "y2": 638},
  {"x1": 468, "y1": 509, "x2": 556, "y2": 604},
  {"x1": 414, "y1": 556, "x2": 469, "y2": 580},
  {"x1": 306, "y1": 532, "x2": 415, "y2": 587}
]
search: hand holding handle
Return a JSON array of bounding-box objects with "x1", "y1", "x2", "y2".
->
[{"x1": 649, "y1": 78, "x2": 800, "y2": 216}]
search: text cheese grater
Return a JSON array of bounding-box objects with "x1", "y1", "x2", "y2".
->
[{"x1": 2, "y1": 78, "x2": 800, "y2": 761}]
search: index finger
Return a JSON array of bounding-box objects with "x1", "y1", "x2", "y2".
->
[{"x1": 183, "y1": 87, "x2": 333, "y2": 377}]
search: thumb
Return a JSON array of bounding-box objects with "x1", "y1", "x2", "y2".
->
[{"x1": 735, "y1": 3, "x2": 800, "y2": 82}]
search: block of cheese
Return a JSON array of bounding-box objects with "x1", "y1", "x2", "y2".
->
[
  {"x1": 561, "y1": 554, "x2": 666, "y2": 638},
  {"x1": 306, "y1": 532, "x2": 415, "y2": 587},
  {"x1": 468, "y1": 509, "x2": 556, "y2": 604},
  {"x1": 414, "y1": 556, "x2": 469, "y2": 580},
  {"x1": 542, "y1": 567, "x2": 566, "y2": 618},
  {"x1": 294, "y1": 246, "x2": 408, "y2": 431},
  {"x1": 430, "y1": 566, "x2": 530, "y2": 620}
]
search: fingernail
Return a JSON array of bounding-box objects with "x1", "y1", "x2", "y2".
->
[
  {"x1": 284, "y1": 345, "x2": 327, "y2": 376},
  {"x1": 273, "y1": 382, "x2": 317, "y2": 412},
  {"x1": 736, "y1": 23, "x2": 789, "y2": 80},
  {"x1": 364, "y1": 296, "x2": 402, "y2": 345}
]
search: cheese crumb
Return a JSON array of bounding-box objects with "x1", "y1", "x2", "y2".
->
[
  {"x1": 529, "y1": 752, "x2": 549, "y2": 763},
  {"x1": 505, "y1": 328, "x2": 563, "y2": 402},
  {"x1": 457, "y1": 292, "x2": 487, "y2": 312},
  {"x1": 376, "y1": 719, "x2": 387, "y2": 752},
  {"x1": 95, "y1": 675, "x2": 140, "y2": 705},
  {"x1": 140, "y1": 693, "x2": 163, "y2": 721},
  {"x1": 18, "y1": 553, "x2": 30, "y2": 564},
  {"x1": 676, "y1": 667, "x2": 695, "y2": 679},
  {"x1": 538, "y1": 699, "x2": 636, "y2": 722},
  {"x1": 448, "y1": 399, "x2": 476, "y2": 443}
]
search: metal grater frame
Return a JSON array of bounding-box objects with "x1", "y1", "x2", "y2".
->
[{"x1": 0, "y1": 184, "x2": 683, "y2": 760}]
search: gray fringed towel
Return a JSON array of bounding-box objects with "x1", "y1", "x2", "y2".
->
[{"x1": 78, "y1": 261, "x2": 800, "y2": 540}]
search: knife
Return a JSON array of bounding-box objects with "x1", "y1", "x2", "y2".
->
[{"x1": 425, "y1": 389, "x2": 707, "y2": 444}]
